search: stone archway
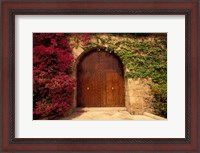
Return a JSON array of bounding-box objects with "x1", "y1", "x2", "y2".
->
[
  {"x1": 72, "y1": 47, "x2": 154, "y2": 116},
  {"x1": 76, "y1": 48, "x2": 125, "y2": 107}
]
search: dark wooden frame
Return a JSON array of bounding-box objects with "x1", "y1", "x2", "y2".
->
[{"x1": 0, "y1": 0, "x2": 199, "y2": 152}]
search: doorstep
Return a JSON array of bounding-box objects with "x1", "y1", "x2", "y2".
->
[{"x1": 75, "y1": 107, "x2": 127, "y2": 112}]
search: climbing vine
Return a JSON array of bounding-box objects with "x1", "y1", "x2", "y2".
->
[
  {"x1": 33, "y1": 33, "x2": 167, "y2": 119},
  {"x1": 70, "y1": 33, "x2": 167, "y2": 117}
]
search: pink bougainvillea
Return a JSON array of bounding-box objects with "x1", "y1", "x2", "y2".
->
[
  {"x1": 33, "y1": 33, "x2": 75, "y2": 119},
  {"x1": 70, "y1": 33, "x2": 91, "y2": 48}
]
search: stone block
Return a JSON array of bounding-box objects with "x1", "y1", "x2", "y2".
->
[
  {"x1": 127, "y1": 78, "x2": 133, "y2": 84},
  {"x1": 134, "y1": 80, "x2": 140, "y2": 85},
  {"x1": 134, "y1": 103, "x2": 143, "y2": 109},
  {"x1": 72, "y1": 47, "x2": 84, "y2": 57},
  {"x1": 128, "y1": 90, "x2": 135, "y2": 97},
  {"x1": 134, "y1": 109, "x2": 144, "y2": 115},
  {"x1": 129, "y1": 96, "x2": 137, "y2": 103}
]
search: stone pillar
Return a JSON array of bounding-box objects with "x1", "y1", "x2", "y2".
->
[{"x1": 125, "y1": 78, "x2": 154, "y2": 115}]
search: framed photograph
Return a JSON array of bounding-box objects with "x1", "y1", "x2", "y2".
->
[{"x1": 1, "y1": 0, "x2": 199, "y2": 152}]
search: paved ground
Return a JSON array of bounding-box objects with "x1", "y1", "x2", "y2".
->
[{"x1": 61, "y1": 107, "x2": 159, "y2": 120}]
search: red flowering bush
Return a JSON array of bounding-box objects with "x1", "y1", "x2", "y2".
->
[
  {"x1": 152, "y1": 84, "x2": 167, "y2": 118},
  {"x1": 33, "y1": 33, "x2": 75, "y2": 119},
  {"x1": 154, "y1": 90, "x2": 158, "y2": 95},
  {"x1": 33, "y1": 75, "x2": 75, "y2": 118},
  {"x1": 70, "y1": 33, "x2": 91, "y2": 48},
  {"x1": 76, "y1": 33, "x2": 91, "y2": 46},
  {"x1": 33, "y1": 33, "x2": 71, "y2": 50}
]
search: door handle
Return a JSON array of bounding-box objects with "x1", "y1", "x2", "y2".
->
[
  {"x1": 112, "y1": 87, "x2": 114, "y2": 90},
  {"x1": 87, "y1": 87, "x2": 90, "y2": 90}
]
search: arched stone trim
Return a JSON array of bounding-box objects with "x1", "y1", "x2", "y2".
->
[
  {"x1": 72, "y1": 47, "x2": 126, "y2": 109},
  {"x1": 69, "y1": 46, "x2": 155, "y2": 116}
]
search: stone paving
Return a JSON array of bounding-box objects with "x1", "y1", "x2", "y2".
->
[{"x1": 61, "y1": 107, "x2": 164, "y2": 120}]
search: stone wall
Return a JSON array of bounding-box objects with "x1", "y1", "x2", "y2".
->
[
  {"x1": 72, "y1": 47, "x2": 156, "y2": 115},
  {"x1": 70, "y1": 34, "x2": 163, "y2": 116},
  {"x1": 71, "y1": 47, "x2": 84, "y2": 109},
  {"x1": 125, "y1": 78, "x2": 155, "y2": 115},
  {"x1": 72, "y1": 47, "x2": 84, "y2": 58}
]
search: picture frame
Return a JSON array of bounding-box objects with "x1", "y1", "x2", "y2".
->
[{"x1": 1, "y1": 0, "x2": 199, "y2": 152}]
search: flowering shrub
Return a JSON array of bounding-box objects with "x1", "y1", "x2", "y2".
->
[
  {"x1": 33, "y1": 33, "x2": 75, "y2": 119},
  {"x1": 33, "y1": 33, "x2": 71, "y2": 50},
  {"x1": 152, "y1": 84, "x2": 167, "y2": 103},
  {"x1": 69, "y1": 33, "x2": 91, "y2": 48},
  {"x1": 33, "y1": 75, "x2": 75, "y2": 118},
  {"x1": 152, "y1": 84, "x2": 167, "y2": 118}
]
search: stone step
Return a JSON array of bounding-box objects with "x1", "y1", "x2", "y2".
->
[
  {"x1": 76, "y1": 107, "x2": 127, "y2": 112},
  {"x1": 143, "y1": 112, "x2": 167, "y2": 120}
]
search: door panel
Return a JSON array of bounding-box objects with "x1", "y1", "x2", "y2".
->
[
  {"x1": 105, "y1": 72, "x2": 116, "y2": 106},
  {"x1": 77, "y1": 52, "x2": 101, "y2": 107},
  {"x1": 104, "y1": 72, "x2": 124, "y2": 106},
  {"x1": 77, "y1": 50, "x2": 125, "y2": 107}
]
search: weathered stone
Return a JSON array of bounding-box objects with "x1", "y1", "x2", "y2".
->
[
  {"x1": 70, "y1": 35, "x2": 160, "y2": 118},
  {"x1": 72, "y1": 47, "x2": 84, "y2": 57},
  {"x1": 128, "y1": 96, "x2": 136, "y2": 103}
]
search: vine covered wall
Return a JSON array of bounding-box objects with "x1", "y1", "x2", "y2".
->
[
  {"x1": 70, "y1": 33, "x2": 167, "y2": 118},
  {"x1": 33, "y1": 33, "x2": 167, "y2": 119}
]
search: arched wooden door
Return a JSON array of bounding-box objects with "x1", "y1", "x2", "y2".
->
[{"x1": 77, "y1": 50, "x2": 125, "y2": 107}]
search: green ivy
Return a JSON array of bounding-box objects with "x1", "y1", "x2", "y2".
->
[{"x1": 83, "y1": 33, "x2": 167, "y2": 118}]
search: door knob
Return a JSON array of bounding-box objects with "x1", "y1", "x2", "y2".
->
[
  {"x1": 112, "y1": 87, "x2": 114, "y2": 90},
  {"x1": 87, "y1": 87, "x2": 89, "y2": 90}
]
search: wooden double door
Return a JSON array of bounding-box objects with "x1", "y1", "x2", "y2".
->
[{"x1": 77, "y1": 50, "x2": 125, "y2": 107}]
